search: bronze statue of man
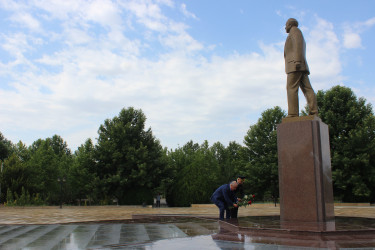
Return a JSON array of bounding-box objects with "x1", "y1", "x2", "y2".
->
[{"x1": 284, "y1": 18, "x2": 318, "y2": 117}]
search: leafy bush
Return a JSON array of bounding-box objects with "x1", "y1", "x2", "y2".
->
[
  {"x1": 119, "y1": 187, "x2": 153, "y2": 205},
  {"x1": 5, "y1": 187, "x2": 45, "y2": 206}
]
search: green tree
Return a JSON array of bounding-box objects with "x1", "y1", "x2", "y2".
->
[
  {"x1": 310, "y1": 86, "x2": 375, "y2": 202},
  {"x1": 95, "y1": 107, "x2": 167, "y2": 205},
  {"x1": 164, "y1": 141, "x2": 198, "y2": 206},
  {"x1": 70, "y1": 139, "x2": 98, "y2": 205},
  {"x1": 242, "y1": 106, "x2": 286, "y2": 202},
  {"x1": 0, "y1": 132, "x2": 12, "y2": 161},
  {"x1": 27, "y1": 135, "x2": 73, "y2": 204},
  {"x1": 210, "y1": 142, "x2": 228, "y2": 184},
  {"x1": 49, "y1": 135, "x2": 72, "y2": 157},
  {"x1": 211, "y1": 141, "x2": 243, "y2": 184},
  {"x1": 185, "y1": 141, "x2": 219, "y2": 204},
  {"x1": 0, "y1": 141, "x2": 43, "y2": 205},
  {"x1": 1, "y1": 153, "x2": 32, "y2": 203},
  {"x1": 165, "y1": 140, "x2": 220, "y2": 206},
  {"x1": 13, "y1": 141, "x2": 31, "y2": 162}
]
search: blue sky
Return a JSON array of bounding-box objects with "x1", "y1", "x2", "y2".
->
[{"x1": 1, "y1": 0, "x2": 374, "y2": 151}]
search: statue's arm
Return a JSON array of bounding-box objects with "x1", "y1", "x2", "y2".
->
[{"x1": 291, "y1": 29, "x2": 304, "y2": 69}]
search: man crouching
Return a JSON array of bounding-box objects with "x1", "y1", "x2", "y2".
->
[{"x1": 210, "y1": 181, "x2": 238, "y2": 220}]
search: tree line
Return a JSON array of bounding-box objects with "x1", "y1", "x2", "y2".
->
[{"x1": 1, "y1": 85, "x2": 374, "y2": 206}]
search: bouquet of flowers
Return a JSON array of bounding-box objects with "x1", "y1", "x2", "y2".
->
[{"x1": 236, "y1": 194, "x2": 255, "y2": 208}]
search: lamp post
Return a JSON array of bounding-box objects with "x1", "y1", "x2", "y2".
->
[{"x1": 57, "y1": 177, "x2": 65, "y2": 209}]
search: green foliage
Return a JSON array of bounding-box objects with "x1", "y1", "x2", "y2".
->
[
  {"x1": 6, "y1": 188, "x2": 13, "y2": 204},
  {"x1": 27, "y1": 135, "x2": 73, "y2": 204},
  {"x1": 5, "y1": 187, "x2": 45, "y2": 206},
  {"x1": 13, "y1": 141, "x2": 31, "y2": 162},
  {"x1": 70, "y1": 139, "x2": 99, "y2": 203},
  {"x1": 120, "y1": 187, "x2": 154, "y2": 205},
  {"x1": 166, "y1": 141, "x2": 215, "y2": 206},
  {"x1": 95, "y1": 107, "x2": 167, "y2": 205},
  {"x1": 211, "y1": 141, "x2": 242, "y2": 184},
  {"x1": 1, "y1": 153, "x2": 32, "y2": 202},
  {"x1": 0, "y1": 135, "x2": 73, "y2": 206},
  {"x1": 1, "y1": 90, "x2": 374, "y2": 206},
  {"x1": 166, "y1": 140, "x2": 243, "y2": 207},
  {"x1": 310, "y1": 86, "x2": 375, "y2": 202},
  {"x1": 0, "y1": 132, "x2": 12, "y2": 161},
  {"x1": 242, "y1": 106, "x2": 286, "y2": 201}
]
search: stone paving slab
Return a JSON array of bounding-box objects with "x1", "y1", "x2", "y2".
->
[
  {"x1": 0, "y1": 204, "x2": 374, "y2": 225},
  {"x1": 0, "y1": 223, "x2": 199, "y2": 249}
]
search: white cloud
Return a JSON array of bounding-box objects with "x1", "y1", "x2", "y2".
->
[
  {"x1": 364, "y1": 17, "x2": 375, "y2": 27},
  {"x1": 10, "y1": 12, "x2": 41, "y2": 31},
  {"x1": 180, "y1": 3, "x2": 198, "y2": 20},
  {"x1": 160, "y1": 32, "x2": 203, "y2": 51},
  {"x1": 342, "y1": 16, "x2": 375, "y2": 49},
  {"x1": 0, "y1": 0, "x2": 27, "y2": 12},
  {"x1": 155, "y1": 0, "x2": 174, "y2": 8},
  {"x1": 64, "y1": 28, "x2": 93, "y2": 45},
  {"x1": 1, "y1": 32, "x2": 32, "y2": 63},
  {"x1": 123, "y1": 0, "x2": 167, "y2": 31},
  {"x1": 84, "y1": 0, "x2": 123, "y2": 30},
  {"x1": 32, "y1": 0, "x2": 84, "y2": 20},
  {"x1": 305, "y1": 17, "x2": 342, "y2": 89},
  {"x1": 0, "y1": 3, "x2": 345, "y2": 150},
  {"x1": 343, "y1": 32, "x2": 362, "y2": 49}
]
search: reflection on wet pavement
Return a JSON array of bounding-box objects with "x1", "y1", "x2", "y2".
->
[
  {"x1": 215, "y1": 216, "x2": 375, "y2": 249},
  {"x1": 0, "y1": 205, "x2": 375, "y2": 249},
  {"x1": 1, "y1": 216, "x2": 375, "y2": 249},
  {"x1": 0, "y1": 220, "x2": 219, "y2": 249},
  {"x1": 1, "y1": 204, "x2": 374, "y2": 225}
]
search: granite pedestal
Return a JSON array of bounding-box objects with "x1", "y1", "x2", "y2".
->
[{"x1": 277, "y1": 116, "x2": 335, "y2": 227}]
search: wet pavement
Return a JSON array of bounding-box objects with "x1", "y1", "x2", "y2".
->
[
  {"x1": 1, "y1": 204, "x2": 374, "y2": 225},
  {"x1": 1, "y1": 215, "x2": 375, "y2": 249},
  {"x1": 0, "y1": 204, "x2": 280, "y2": 224},
  {"x1": 0, "y1": 204, "x2": 374, "y2": 249},
  {"x1": 0, "y1": 220, "x2": 218, "y2": 249}
]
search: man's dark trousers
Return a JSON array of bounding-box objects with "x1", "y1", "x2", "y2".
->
[
  {"x1": 230, "y1": 207, "x2": 238, "y2": 218},
  {"x1": 212, "y1": 198, "x2": 230, "y2": 220}
]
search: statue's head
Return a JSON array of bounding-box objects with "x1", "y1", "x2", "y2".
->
[{"x1": 285, "y1": 18, "x2": 298, "y2": 33}]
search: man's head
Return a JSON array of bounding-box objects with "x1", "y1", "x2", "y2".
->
[
  {"x1": 230, "y1": 181, "x2": 238, "y2": 191},
  {"x1": 237, "y1": 176, "x2": 245, "y2": 185},
  {"x1": 285, "y1": 18, "x2": 298, "y2": 33}
]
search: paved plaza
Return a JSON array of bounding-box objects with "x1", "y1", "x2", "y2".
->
[
  {"x1": 0, "y1": 204, "x2": 374, "y2": 249},
  {"x1": 0, "y1": 203, "x2": 374, "y2": 224},
  {"x1": 0, "y1": 203, "x2": 277, "y2": 224}
]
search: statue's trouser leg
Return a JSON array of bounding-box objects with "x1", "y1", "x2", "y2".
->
[
  {"x1": 299, "y1": 74, "x2": 318, "y2": 115},
  {"x1": 286, "y1": 72, "x2": 301, "y2": 117}
]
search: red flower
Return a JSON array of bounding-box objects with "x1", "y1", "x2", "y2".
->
[
  {"x1": 252, "y1": 195, "x2": 255, "y2": 198},
  {"x1": 248, "y1": 200, "x2": 252, "y2": 204}
]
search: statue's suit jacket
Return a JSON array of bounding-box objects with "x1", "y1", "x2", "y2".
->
[{"x1": 284, "y1": 26, "x2": 310, "y2": 74}]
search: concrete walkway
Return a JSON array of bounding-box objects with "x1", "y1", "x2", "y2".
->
[{"x1": 0, "y1": 204, "x2": 374, "y2": 224}]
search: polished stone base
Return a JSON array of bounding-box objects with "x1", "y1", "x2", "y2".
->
[
  {"x1": 217, "y1": 216, "x2": 375, "y2": 249},
  {"x1": 281, "y1": 114, "x2": 321, "y2": 123},
  {"x1": 277, "y1": 118, "x2": 335, "y2": 224}
]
